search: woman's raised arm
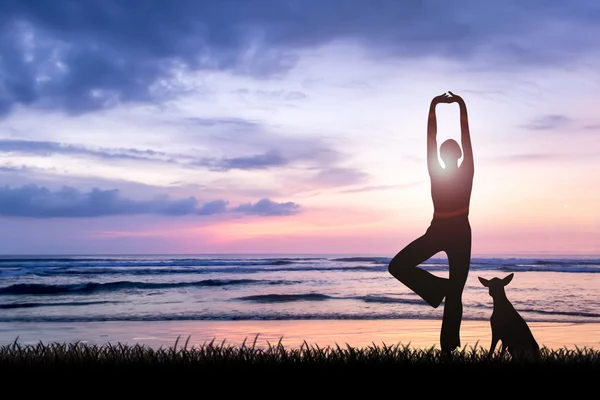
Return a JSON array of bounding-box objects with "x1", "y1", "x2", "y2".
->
[
  {"x1": 448, "y1": 91, "x2": 473, "y2": 174},
  {"x1": 427, "y1": 93, "x2": 452, "y2": 176}
]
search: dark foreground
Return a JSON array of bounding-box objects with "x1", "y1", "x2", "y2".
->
[{"x1": 1, "y1": 336, "x2": 598, "y2": 391}]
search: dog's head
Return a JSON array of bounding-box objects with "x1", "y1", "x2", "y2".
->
[{"x1": 478, "y1": 273, "x2": 514, "y2": 298}]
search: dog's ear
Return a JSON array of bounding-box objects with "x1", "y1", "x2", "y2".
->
[
  {"x1": 502, "y1": 273, "x2": 514, "y2": 286},
  {"x1": 478, "y1": 277, "x2": 489, "y2": 287}
]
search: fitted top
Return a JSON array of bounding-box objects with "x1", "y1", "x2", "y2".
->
[{"x1": 430, "y1": 165, "x2": 473, "y2": 220}]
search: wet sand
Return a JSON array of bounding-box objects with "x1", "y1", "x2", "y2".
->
[{"x1": 2, "y1": 319, "x2": 599, "y2": 350}]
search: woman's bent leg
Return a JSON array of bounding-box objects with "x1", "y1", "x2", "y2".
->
[{"x1": 388, "y1": 229, "x2": 446, "y2": 308}]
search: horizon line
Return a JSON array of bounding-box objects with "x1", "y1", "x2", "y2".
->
[{"x1": 0, "y1": 252, "x2": 599, "y2": 258}]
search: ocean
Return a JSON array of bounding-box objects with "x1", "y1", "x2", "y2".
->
[{"x1": 1, "y1": 254, "x2": 599, "y2": 325}]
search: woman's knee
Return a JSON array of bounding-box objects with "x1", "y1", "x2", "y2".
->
[
  {"x1": 387, "y1": 256, "x2": 399, "y2": 277},
  {"x1": 388, "y1": 252, "x2": 411, "y2": 278}
]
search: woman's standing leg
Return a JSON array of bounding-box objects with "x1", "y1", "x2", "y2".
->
[
  {"x1": 388, "y1": 227, "x2": 447, "y2": 308},
  {"x1": 440, "y1": 222, "x2": 472, "y2": 352}
]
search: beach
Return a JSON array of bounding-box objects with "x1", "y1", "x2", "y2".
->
[
  {"x1": 2, "y1": 319, "x2": 599, "y2": 350},
  {"x1": 1, "y1": 254, "x2": 599, "y2": 351}
]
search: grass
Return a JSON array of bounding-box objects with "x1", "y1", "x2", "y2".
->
[
  {"x1": 2, "y1": 336, "x2": 598, "y2": 393},
  {"x1": 1, "y1": 335, "x2": 599, "y2": 372},
  {"x1": 0, "y1": 339, "x2": 594, "y2": 399}
]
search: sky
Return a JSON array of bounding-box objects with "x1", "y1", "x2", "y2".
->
[{"x1": 0, "y1": 0, "x2": 598, "y2": 256}]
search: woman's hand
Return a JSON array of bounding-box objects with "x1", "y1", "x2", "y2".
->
[
  {"x1": 431, "y1": 92, "x2": 452, "y2": 105},
  {"x1": 448, "y1": 91, "x2": 465, "y2": 105}
]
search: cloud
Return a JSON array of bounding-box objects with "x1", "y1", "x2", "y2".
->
[
  {"x1": 233, "y1": 89, "x2": 307, "y2": 101},
  {"x1": 182, "y1": 117, "x2": 260, "y2": 129},
  {"x1": 196, "y1": 199, "x2": 229, "y2": 215},
  {"x1": 0, "y1": 138, "x2": 328, "y2": 172},
  {"x1": 0, "y1": 184, "x2": 300, "y2": 218},
  {"x1": 520, "y1": 115, "x2": 573, "y2": 131},
  {"x1": 232, "y1": 198, "x2": 300, "y2": 216},
  {"x1": 339, "y1": 183, "x2": 422, "y2": 193},
  {"x1": 0, "y1": 163, "x2": 48, "y2": 174},
  {"x1": 174, "y1": 117, "x2": 368, "y2": 186},
  {"x1": 0, "y1": 139, "x2": 178, "y2": 163},
  {"x1": 192, "y1": 150, "x2": 288, "y2": 171},
  {"x1": 0, "y1": 122, "x2": 369, "y2": 194},
  {"x1": 2, "y1": 1, "x2": 600, "y2": 115}
]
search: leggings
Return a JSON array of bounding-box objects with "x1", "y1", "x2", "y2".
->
[{"x1": 388, "y1": 215, "x2": 472, "y2": 351}]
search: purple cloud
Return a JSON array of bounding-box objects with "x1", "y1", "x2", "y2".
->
[
  {"x1": 232, "y1": 198, "x2": 301, "y2": 216},
  {"x1": 0, "y1": 184, "x2": 300, "y2": 218},
  {"x1": 2, "y1": 1, "x2": 600, "y2": 115}
]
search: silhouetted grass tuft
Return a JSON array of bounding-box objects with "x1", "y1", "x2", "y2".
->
[{"x1": 1, "y1": 335, "x2": 598, "y2": 372}]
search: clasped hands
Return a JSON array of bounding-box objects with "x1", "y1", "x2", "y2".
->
[{"x1": 432, "y1": 91, "x2": 464, "y2": 105}]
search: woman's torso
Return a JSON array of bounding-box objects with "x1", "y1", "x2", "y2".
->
[{"x1": 430, "y1": 166, "x2": 473, "y2": 220}]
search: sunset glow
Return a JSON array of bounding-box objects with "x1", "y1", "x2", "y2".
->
[{"x1": 0, "y1": 2, "x2": 598, "y2": 256}]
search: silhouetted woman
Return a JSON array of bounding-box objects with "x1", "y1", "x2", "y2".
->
[{"x1": 388, "y1": 91, "x2": 474, "y2": 352}]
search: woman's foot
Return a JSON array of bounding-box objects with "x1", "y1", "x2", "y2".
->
[
  {"x1": 392, "y1": 268, "x2": 448, "y2": 308},
  {"x1": 407, "y1": 270, "x2": 448, "y2": 308},
  {"x1": 422, "y1": 276, "x2": 448, "y2": 308}
]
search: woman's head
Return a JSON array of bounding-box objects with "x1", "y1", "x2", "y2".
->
[{"x1": 440, "y1": 139, "x2": 462, "y2": 168}]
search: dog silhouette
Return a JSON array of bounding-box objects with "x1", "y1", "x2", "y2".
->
[{"x1": 478, "y1": 273, "x2": 540, "y2": 361}]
